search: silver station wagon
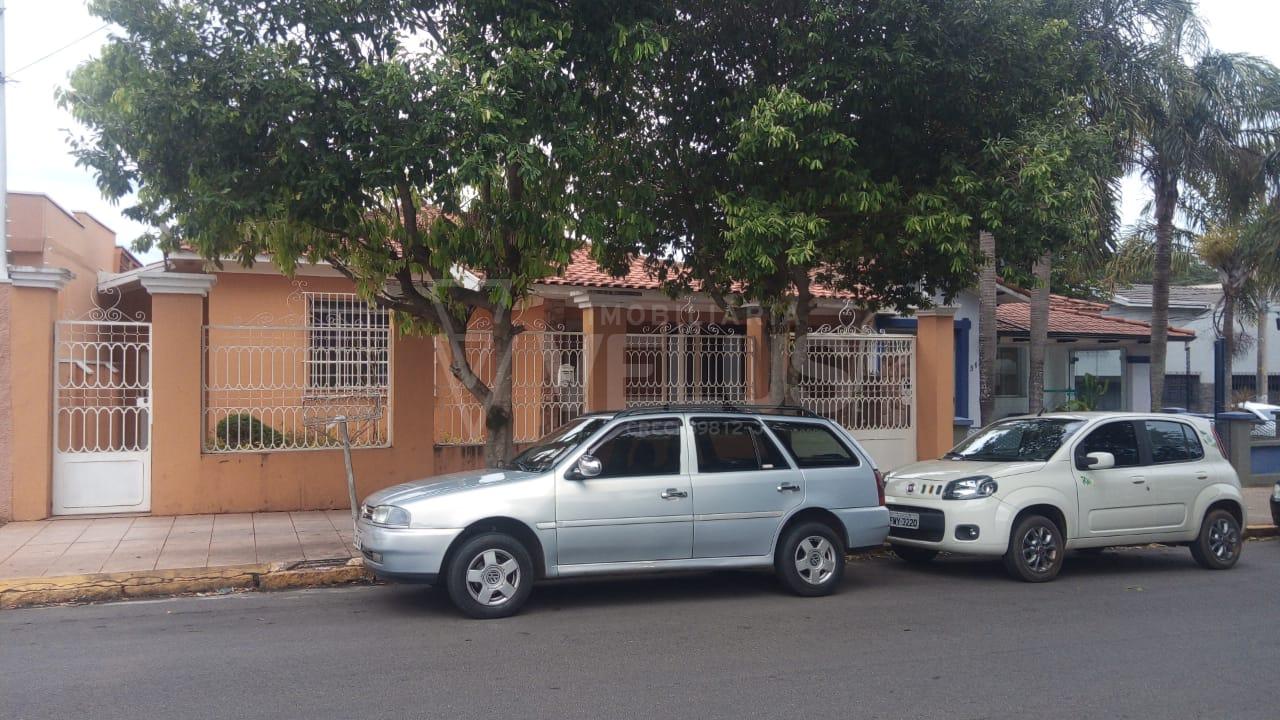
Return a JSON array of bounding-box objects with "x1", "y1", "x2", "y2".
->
[{"x1": 356, "y1": 406, "x2": 890, "y2": 618}]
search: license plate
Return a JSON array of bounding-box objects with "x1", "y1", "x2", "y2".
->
[
  {"x1": 353, "y1": 531, "x2": 362, "y2": 551},
  {"x1": 889, "y1": 510, "x2": 920, "y2": 530}
]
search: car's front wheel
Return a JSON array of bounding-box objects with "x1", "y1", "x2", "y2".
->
[
  {"x1": 1003, "y1": 514, "x2": 1064, "y2": 582},
  {"x1": 776, "y1": 522, "x2": 845, "y2": 597},
  {"x1": 1189, "y1": 508, "x2": 1242, "y2": 570},
  {"x1": 445, "y1": 532, "x2": 535, "y2": 619}
]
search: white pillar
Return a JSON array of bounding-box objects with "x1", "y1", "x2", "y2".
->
[{"x1": 0, "y1": 0, "x2": 9, "y2": 282}]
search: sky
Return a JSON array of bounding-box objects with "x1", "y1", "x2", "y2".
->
[{"x1": 4, "y1": 0, "x2": 1280, "y2": 262}]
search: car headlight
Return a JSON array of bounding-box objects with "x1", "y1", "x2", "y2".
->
[
  {"x1": 369, "y1": 505, "x2": 411, "y2": 528},
  {"x1": 943, "y1": 476, "x2": 998, "y2": 500}
]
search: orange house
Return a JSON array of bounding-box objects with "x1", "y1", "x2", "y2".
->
[{"x1": 1, "y1": 200, "x2": 958, "y2": 522}]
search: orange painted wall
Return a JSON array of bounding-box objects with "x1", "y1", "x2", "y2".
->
[
  {"x1": 9, "y1": 285, "x2": 60, "y2": 520},
  {"x1": 0, "y1": 284, "x2": 12, "y2": 521},
  {"x1": 145, "y1": 272, "x2": 436, "y2": 515},
  {"x1": 7, "y1": 194, "x2": 121, "y2": 321}
]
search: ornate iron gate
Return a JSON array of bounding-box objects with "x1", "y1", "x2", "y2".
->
[{"x1": 53, "y1": 320, "x2": 153, "y2": 514}]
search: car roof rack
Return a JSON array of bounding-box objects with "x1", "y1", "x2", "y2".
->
[{"x1": 610, "y1": 403, "x2": 819, "y2": 420}]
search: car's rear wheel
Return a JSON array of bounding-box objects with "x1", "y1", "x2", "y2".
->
[
  {"x1": 1190, "y1": 509, "x2": 1242, "y2": 570},
  {"x1": 1003, "y1": 514, "x2": 1064, "y2": 582},
  {"x1": 445, "y1": 532, "x2": 534, "y2": 619},
  {"x1": 776, "y1": 522, "x2": 845, "y2": 597},
  {"x1": 891, "y1": 545, "x2": 938, "y2": 564}
]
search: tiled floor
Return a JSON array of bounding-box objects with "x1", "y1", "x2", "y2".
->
[{"x1": 0, "y1": 511, "x2": 358, "y2": 580}]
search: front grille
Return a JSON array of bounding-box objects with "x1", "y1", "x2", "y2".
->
[{"x1": 887, "y1": 504, "x2": 945, "y2": 542}]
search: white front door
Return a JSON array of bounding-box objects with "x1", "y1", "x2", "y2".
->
[{"x1": 52, "y1": 321, "x2": 152, "y2": 515}]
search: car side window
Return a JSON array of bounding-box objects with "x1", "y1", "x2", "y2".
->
[
  {"x1": 692, "y1": 418, "x2": 791, "y2": 473},
  {"x1": 1145, "y1": 420, "x2": 1204, "y2": 464},
  {"x1": 765, "y1": 421, "x2": 860, "y2": 468},
  {"x1": 1075, "y1": 421, "x2": 1141, "y2": 469},
  {"x1": 588, "y1": 419, "x2": 683, "y2": 478}
]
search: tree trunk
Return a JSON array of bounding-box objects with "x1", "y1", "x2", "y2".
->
[
  {"x1": 786, "y1": 273, "x2": 814, "y2": 407},
  {"x1": 765, "y1": 304, "x2": 791, "y2": 406},
  {"x1": 1149, "y1": 178, "x2": 1178, "y2": 410},
  {"x1": 481, "y1": 310, "x2": 516, "y2": 467},
  {"x1": 978, "y1": 231, "x2": 998, "y2": 425},
  {"x1": 1258, "y1": 301, "x2": 1270, "y2": 402},
  {"x1": 1028, "y1": 251, "x2": 1052, "y2": 414}
]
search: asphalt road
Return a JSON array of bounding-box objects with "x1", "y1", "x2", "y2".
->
[{"x1": 3, "y1": 541, "x2": 1278, "y2": 720}]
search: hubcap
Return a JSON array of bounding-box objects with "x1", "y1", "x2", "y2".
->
[
  {"x1": 1207, "y1": 518, "x2": 1239, "y2": 562},
  {"x1": 1020, "y1": 525, "x2": 1059, "y2": 574},
  {"x1": 793, "y1": 536, "x2": 837, "y2": 585},
  {"x1": 464, "y1": 549, "x2": 521, "y2": 607}
]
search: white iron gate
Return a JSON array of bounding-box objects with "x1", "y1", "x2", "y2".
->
[
  {"x1": 624, "y1": 333, "x2": 754, "y2": 407},
  {"x1": 53, "y1": 321, "x2": 152, "y2": 514},
  {"x1": 799, "y1": 332, "x2": 916, "y2": 470}
]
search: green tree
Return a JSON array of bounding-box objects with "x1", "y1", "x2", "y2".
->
[
  {"x1": 606, "y1": 0, "x2": 1127, "y2": 409},
  {"x1": 61, "y1": 0, "x2": 664, "y2": 465},
  {"x1": 1123, "y1": 10, "x2": 1280, "y2": 405}
]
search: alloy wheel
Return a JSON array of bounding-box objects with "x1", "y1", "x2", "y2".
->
[
  {"x1": 793, "y1": 536, "x2": 838, "y2": 585},
  {"x1": 1020, "y1": 525, "x2": 1058, "y2": 574},
  {"x1": 464, "y1": 549, "x2": 521, "y2": 607},
  {"x1": 1207, "y1": 518, "x2": 1240, "y2": 562}
]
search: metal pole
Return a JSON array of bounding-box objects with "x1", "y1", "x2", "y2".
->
[
  {"x1": 336, "y1": 416, "x2": 360, "y2": 531},
  {"x1": 0, "y1": 0, "x2": 9, "y2": 281},
  {"x1": 1213, "y1": 338, "x2": 1227, "y2": 420}
]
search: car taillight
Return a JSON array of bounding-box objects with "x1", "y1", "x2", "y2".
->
[
  {"x1": 874, "y1": 468, "x2": 886, "y2": 506},
  {"x1": 1212, "y1": 426, "x2": 1226, "y2": 453}
]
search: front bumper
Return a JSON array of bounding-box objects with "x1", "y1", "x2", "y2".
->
[
  {"x1": 884, "y1": 495, "x2": 1010, "y2": 556},
  {"x1": 355, "y1": 518, "x2": 463, "y2": 583}
]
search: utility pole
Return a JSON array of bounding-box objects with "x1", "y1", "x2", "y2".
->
[{"x1": 0, "y1": 0, "x2": 8, "y2": 282}]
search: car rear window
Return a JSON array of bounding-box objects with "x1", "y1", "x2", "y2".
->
[
  {"x1": 765, "y1": 421, "x2": 860, "y2": 468},
  {"x1": 1145, "y1": 420, "x2": 1204, "y2": 464},
  {"x1": 692, "y1": 418, "x2": 790, "y2": 473}
]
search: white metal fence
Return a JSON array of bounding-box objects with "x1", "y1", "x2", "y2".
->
[
  {"x1": 55, "y1": 321, "x2": 152, "y2": 454},
  {"x1": 799, "y1": 332, "x2": 917, "y2": 468},
  {"x1": 434, "y1": 331, "x2": 584, "y2": 445},
  {"x1": 202, "y1": 293, "x2": 392, "y2": 452},
  {"x1": 624, "y1": 333, "x2": 754, "y2": 407}
]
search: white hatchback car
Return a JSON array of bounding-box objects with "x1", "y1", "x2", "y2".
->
[{"x1": 885, "y1": 413, "x2": 1246, "y2": 582}]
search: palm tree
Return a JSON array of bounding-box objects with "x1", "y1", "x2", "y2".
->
[
  {"x1": 1126, "y1": 13, "x2": 1280, "y2": 406},
  {"x1": 1027, "y1": 252, "x2": 1052, "y2": 414},
  {"x1": 978, "y1": 231, "x2": 998, "y2": 424}
]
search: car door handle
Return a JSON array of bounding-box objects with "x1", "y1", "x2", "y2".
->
[
  {"x1": 776, "y1": 483, "x2": 801, "y2": 493},
  {"x1": 1195, "y1": 472, "x2": 1208, "y2": 480},
  {"x1": 1131, "y1": 477, "x2": 1146, "y2": 485},
  {"x1": 660, "y1": 488, "x2": 688, "y2": 499}
]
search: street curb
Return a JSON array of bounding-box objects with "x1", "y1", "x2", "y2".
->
[
  {"x1": 0, "y1": 558, "x2": 371, "y2": 610},
  {"x1": 1246, "y1": 524, "x2": 1278, "y2": 539}
]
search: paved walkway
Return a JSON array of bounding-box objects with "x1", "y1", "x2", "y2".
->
[{"x1": 0, "y1": 511, "x2": 358, "y2": 580}]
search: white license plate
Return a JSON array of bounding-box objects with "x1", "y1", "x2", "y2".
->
[
  {"x1": 353, "y1": 531, "x2": 362, "y2": 551},
  {"x1": 889, "y1": 511, "x2": 920, "y2": 530}
]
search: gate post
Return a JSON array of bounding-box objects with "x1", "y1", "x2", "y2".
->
[
  {"x1": 141, "y1": 272, "x2": 216, "y2": 515},
  {"x1": 916, "y1": 307, "x2": 957, "y2": 462},
  {"x1": 580, "y1": 299, "x2": 626, "y2": 412},
  {"x1": 746, "y1": 315, "x2": 771, "y2": 404},
  {"x1": 7, "y1": 267, "x2": 73, "y2": 520}
]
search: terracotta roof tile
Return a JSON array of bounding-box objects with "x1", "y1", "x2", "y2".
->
[{"x1": 997, "y1": 299, "x2": 1195, "y2": 340}]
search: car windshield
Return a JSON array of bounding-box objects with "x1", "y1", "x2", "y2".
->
[
  {"x1": 506, "y1": 417, "x2": 609, "y2": 473},
  {"x1": 945, "y1": 418, "x2": 1085, "y2": 462}
]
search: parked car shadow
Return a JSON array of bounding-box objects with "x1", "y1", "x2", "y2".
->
[
  {"x1": 888, "y1": 544, "x2": 1213, "y2": 581},
  {"x1": 379, "y1": 568, "x2": 868, "y2": 618}
]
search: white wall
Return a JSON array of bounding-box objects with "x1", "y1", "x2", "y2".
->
[{"x1": 1106, "y1": 304, "x2": 1280, "y2": 387}]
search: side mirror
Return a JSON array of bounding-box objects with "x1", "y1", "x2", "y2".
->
[
  {"x1": 573, "y1": 454, "x2": 603, "y2": 479},
  {"x1": 1082, "y1": 451, "x2": 1115, "y2": 471}
]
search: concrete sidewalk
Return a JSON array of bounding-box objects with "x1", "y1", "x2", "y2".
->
[{"x1": 0, "y1": 511, "x2": 358, "y2": 580}]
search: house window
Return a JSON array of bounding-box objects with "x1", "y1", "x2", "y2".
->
[
  {"x1": 305, "y1": 293, "x2": 390, "y2": 393},
  {"x1": 994, "y1": 346, "x2": 1027, "y2": 397}
]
